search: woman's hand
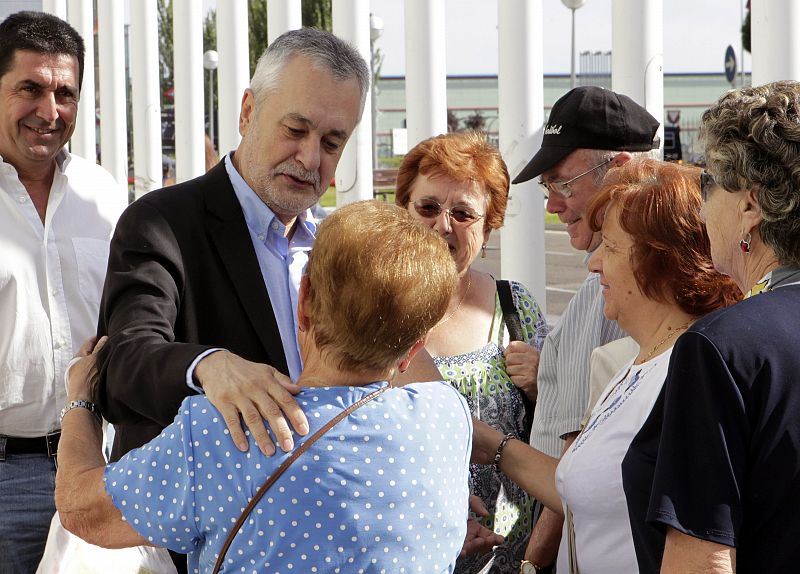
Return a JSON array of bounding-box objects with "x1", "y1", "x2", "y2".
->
[
  {"x1": 67, "y1": 336, "x2": 108, "y2": 403},
  {"x1": 471, "y1": 417, "x2": 504, "y2": 465},
  {"x1": 461, "y1": 495, "x2": 504, "y2": 556},
  {"x1": 505, "y1": 341, "x2": 540, "y2": 402}
]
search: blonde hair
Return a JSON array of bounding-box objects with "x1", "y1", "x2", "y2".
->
[{"x1": 306, "y1": 201, "x2": 457, "y2": 374}]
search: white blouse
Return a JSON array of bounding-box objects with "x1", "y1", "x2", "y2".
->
[{"x1": 554, "y1": 348, "x2": 673, "y2": 574}]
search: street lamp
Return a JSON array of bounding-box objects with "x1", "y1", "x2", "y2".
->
[
  {"x1": 370, "y1": 13, "x2": 384, "y2": 168},
  {"x1": 562, "y1": 0, "x2": 586, "y2": 89},
  {"x1": 203, "y1": 49, "x2": 219, "y2": 149}
]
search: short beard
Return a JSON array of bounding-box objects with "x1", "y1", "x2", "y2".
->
[{"x1": 258, "y1": 160, "x2": 323, "y2": 217}]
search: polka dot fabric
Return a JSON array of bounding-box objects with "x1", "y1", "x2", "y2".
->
[{"x1": 104, "y1": 381, "x2": 472, "y2": 574}]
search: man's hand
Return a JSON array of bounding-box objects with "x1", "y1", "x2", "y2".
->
[
  {"x1": 194, "y1": 351, "x2": 309, "y2": 456},
  {"x1": 67, "y1": 336, "x2": 108, "y2": 403},
  {"x1": 505, "y1": 342, "x2": 540, "y2": 402},
  {"x1": 461, "y1": 495, "x2": 504, "y2": 557}
]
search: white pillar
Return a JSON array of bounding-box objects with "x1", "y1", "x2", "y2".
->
[
  {"x1": 173, "y1": 0, "x2": 205, "y2": 182},
  {"x1": 67, "y1": 0, "x2": 96, "y2": 161},
  {"x1": 498, "y1": 0, "x2": 547, "y2": 314},
  {"x1": 130, "y1": 0, "x2": 163, "y2": 198},
  {"x1": 611, "y1": 0, "x2": 664, "y2": 152},
  {"x1": 332, "y1": 0, "x2": 373, "y2": 206},
  {"x1": 97, "y1": 0, "x2": 128, "y2": 188},
  {"x1": 404, "y1": 0, "x2": 447, "y2": 148},
  {"x1": 751, "y1": 0, "x2": 800, "y2": 85},
  {"x1": 267, "y1": 0, "x2": 302, "y2": 43},
  {"x1": 42, "y1": 0, "x2": 67, "y2": 19},
  {"x1": 216, "y1": 0, "x2": 249, "y2": 157}
]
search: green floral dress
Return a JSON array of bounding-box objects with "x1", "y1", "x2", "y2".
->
[{"x1": 435, "y1": 281, "x2": 549, "y2": 574}]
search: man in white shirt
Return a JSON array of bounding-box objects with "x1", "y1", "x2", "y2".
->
[
  {"x1": 0, "y1": 11, "x2": 126, "y2": 572},
  {"x1": 513, "y1": 87, "x2": 659, "y2": 573}
]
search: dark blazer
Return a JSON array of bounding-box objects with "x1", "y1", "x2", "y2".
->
[{"x1": 96, "y1": 161, "x2": 288, "y2": 460}]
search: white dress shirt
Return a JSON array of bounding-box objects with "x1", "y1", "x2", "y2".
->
[{"x1": 0, "y1": 150, "x2": 126, "y2": 437}]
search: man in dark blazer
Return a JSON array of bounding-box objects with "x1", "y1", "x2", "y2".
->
[{"x1": 96, "y1": 28, "x2": 370, "y2": 462}]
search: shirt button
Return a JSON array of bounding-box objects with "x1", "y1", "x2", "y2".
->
[
  {"x1": 257, "y1": 234, "x2": 265, "y2": 242},
  {"x1": 52, "y1": 288, "x2": 59, "y2": 296},
  {"x1": 271, "y1": 222, "x2": 279, "y2": 230},
  {"x1": 17, "y1": 195, "x2": 27, "y2": 203},
  {"x1": 53, "y1": 340, "x2": 63, "y2": 349}
]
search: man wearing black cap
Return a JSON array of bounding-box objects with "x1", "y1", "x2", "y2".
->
[{"x1": 515, "y1": 86, "x2": 660, "y2": 572}]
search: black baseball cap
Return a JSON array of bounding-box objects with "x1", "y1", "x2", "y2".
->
[{"x1": 512, "y1": 86, "x2": 660, "y2": 184}]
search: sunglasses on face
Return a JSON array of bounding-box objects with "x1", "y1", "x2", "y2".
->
[
  {"x1": 538, "y1": 157, "x2": 614, "y2": 200},
  {"x1": 412, "y1": 198, "x2": 484, "y2": 225},
  {"x1": 700, "y1": 170, "x2": 716, "y2": 202}
]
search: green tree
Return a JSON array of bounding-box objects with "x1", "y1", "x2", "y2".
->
[
  {"x1": 302, "y1": 0, "x2": 332, "y2": 31},
  {"x1": 741, "y1": 9, "x2": 751, "y2": 53},
  {"x1": 157, "y1": 0, "x2": 174, "y2": 108}
]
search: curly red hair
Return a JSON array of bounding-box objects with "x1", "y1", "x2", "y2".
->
[{"x1": 587, "y1": 158, "x2": 741, "y2": 316}]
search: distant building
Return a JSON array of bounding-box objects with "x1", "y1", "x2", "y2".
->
[{"x1": 374, "y1": 73, "x2": 749, "y2": 166}]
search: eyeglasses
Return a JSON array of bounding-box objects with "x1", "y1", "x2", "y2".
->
[
  {"x1": 700, "y1": 170, "x2": 716, "y2": 202},
  {"x1": 538, "y1": 158, "x2": 614, "y2": 199},
  {"x1": 412, "y1": 198, "x2": 484, "y2": 225}
]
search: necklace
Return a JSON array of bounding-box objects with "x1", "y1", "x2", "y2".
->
[
  {"x1": 638, "y1": 320, "x2": 691, "y2": 364},
  {"x1": 434, "y1": 273, "x2": 472, "y2": 329}
]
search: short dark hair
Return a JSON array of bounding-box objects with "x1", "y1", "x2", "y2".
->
[
  {"x1": 587, "y1": 158, "x2": 741, "y2": 316},
  {"x1": 0, "y1": 11, "x2": 85, "y2": 90}
]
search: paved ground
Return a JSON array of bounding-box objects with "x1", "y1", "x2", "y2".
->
[{"x1": 471, "y1": 223, "x2": 588, "y2": 324}]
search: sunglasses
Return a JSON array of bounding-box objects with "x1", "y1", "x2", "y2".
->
[
  {"x1": 700, "y1": 170, "x2": 716, "y2": 202},
  {"x1": 412, "y1": 198, "x2": 484, "y2": 225},
  {"x1": 538, "y1": 158, "x2": 613, "y2": 200}
]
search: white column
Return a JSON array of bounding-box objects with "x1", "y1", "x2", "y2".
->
[
  {"x1": 332, "y1": 0, "x2": 373, "y2": 206},
  {"x1": 611, "y1": 0, "x2": 664, "y2": 151},
  {"x1": 173, "y1": 0, "x2": 205, "y2": 182},
  {"x1": 97, "y1": 0, "x2": 128, "y2": 188},
  {"x1": 130, "y1": 0, "x2": 163, "y2": 198},
  {"x1": 216, "y1": 0, "x2": 250, "y2": 157},
  {"x1": 267, "y1": 0, "x2": 302, "y2": 43},
  {"x1": 404, "y1": 0, "x2": 447, "y2": 148},
  {"x1": 498, "y1": 0, "x2": 546, "y2": 314},
  {"x1": 42, "y1": 0, "x2": 67, "y2": 19},
  {"x1": 751, "y1": 0, "x2": 800, "y2": 85},
  {"x1": 67, "y1": 0, "x2": 96, "y2": 161}
]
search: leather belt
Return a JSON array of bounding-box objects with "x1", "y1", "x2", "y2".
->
[{"x1": 0, "y1": 431, "x2": 60, "y2": 458}]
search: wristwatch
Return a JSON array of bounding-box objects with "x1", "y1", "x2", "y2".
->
[{"x1": 520, "y1": 560, "x2": 555, "y2": 574}]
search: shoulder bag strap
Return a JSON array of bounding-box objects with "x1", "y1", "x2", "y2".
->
[
  {"x1": 567, "y1": 505, "x2": 580, "y2": 574},
  {"x1": 212, "y1": 384, "x2": 390, "y2": 574},
  {"x1": 496, "y1": 279, "x2": 524, "y2": 342},
  {"x1": 496, "y1": 279, "x2": 536, "y2": 441}
]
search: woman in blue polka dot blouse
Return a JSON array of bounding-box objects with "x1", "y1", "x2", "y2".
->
[
  {"x1": 55, "y1": 201, "x2": 474, "y2": 574},
  {"x1": 396, "y1": 132, "x2": 550, "y2": 573}
]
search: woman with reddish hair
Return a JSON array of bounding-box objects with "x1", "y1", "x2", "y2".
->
[
  {"x1": 471, "y1": 158, "x2": 740, "y2": 573},
  {"x1": 396, "y1": 132, "x2": 549, "y2": 573}
]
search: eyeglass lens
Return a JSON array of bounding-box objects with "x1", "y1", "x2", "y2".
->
[{"x1": 413, "y1": 199, "x2": 481, "y2": 224}]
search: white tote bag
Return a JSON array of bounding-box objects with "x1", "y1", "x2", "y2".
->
[{"x1": 36, "y1": 512, "x2": 178, "y2": 574}]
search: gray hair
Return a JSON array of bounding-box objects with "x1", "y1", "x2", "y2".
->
[
  {"x1": 250, "y1": 27, "x2": 370, "y2": 117},
  {"x1": 582, "y1": 148, "x2": 660, "y2": 187},
  {"x1": 701, "y1": 80, "x2": 800, "y2": 267}
]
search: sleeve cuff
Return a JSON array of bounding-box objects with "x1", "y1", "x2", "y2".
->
[{"x1": 185, "y1": 348, "x2": 225, "y2": 393}]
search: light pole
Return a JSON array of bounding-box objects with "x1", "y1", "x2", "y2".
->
[
  {"x1": 203, "y1": 49, "x2": 219, "y2": 150},
  {"x1": 562, "y1": 0, "x2": 586, "y2": 89},
  {"x1": 370, "y1": 13, "x2": 384, "y2": 169}
]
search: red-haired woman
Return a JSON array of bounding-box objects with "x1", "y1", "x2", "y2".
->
[
  {"x1": 396, "y1": 132, "x2": 549, "y2": 573},
  {"x1": 471, "y1": 158, "x2": 741, "y2": 573}
]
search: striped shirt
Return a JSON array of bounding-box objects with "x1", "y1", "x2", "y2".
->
[{"x1": 529, "y1": 270, "x2": 626, "y2": 457}]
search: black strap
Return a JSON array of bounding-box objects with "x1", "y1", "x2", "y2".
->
[
  {"x1": 212, "y1": 384, "x2": 390, "y2": 574},
  {"x1": 496, "y1": 280, "x2": 536, "y2": 441},
  {"x1": 496, "y1": 280, "x2": 524, "y2": 342}
]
